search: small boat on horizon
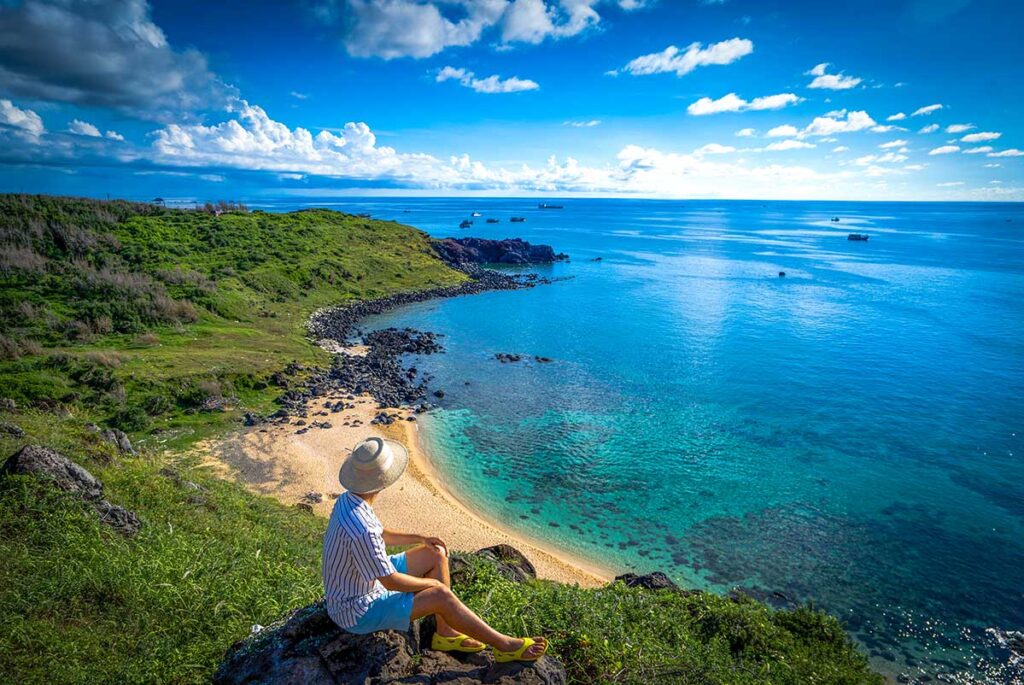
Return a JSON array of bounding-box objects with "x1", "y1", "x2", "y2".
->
[
  {"x1": 847, "y1": 233, "x2": 869, "y2": 241},
  {"x1": 459, "y1": 219, "x2": 472, "y2": 229},
  {"x1": 510, "y1": 216, "x2": 526, "y2": 222},
  {"x1": 486, "y1": 218, "x2": 499, "y2": 223},
  {"x1": 471, "y1": 211, "x2": 482, "y2": 217},
  {"x1": 830, "y1": 216, "x2": 841, "y2": 222},
  {"x1": 538, "y1": 203, "x2": 564, "y2": 209}
]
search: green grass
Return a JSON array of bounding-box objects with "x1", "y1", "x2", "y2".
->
[
  {"x1": 0, "y1": 194, "x2": 881, "y2": 684},
  {"x1": 0, "y1": 415, "x2": 324, "y2": 685},
  {"x1": 455, "y1": 557, "x2": 881, "y2": 684}
]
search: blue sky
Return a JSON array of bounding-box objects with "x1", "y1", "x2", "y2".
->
[{"x1": 0, "y1": 0, "x2": 1021, "y2": 201}]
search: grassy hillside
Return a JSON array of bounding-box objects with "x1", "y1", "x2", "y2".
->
[
  {"x1": 0, "y1": 194, "x2": 464, "y2": 449},
  {"x1": 0, "y1": 195, "x2": 880, "y2": 684}
]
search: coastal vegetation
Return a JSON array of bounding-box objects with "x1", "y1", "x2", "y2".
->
[{"x1": 0, "y1": 194, "x2": 880, "y2": 683}]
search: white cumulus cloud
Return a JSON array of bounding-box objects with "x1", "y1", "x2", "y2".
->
[
  {"x1": 735, "y1": 128, "x2": 755, "y2": 137},
  {"x1": 929, "y1": 145, "x2": 960, "y2": 155},
  {"x1": 686, "y1": 91, "x2": 800, "y2": 116},
  {"x1": 68, "y1": 119, "x2": 101, "y2": 137},
  {"x1": 886, "y1": 112, "x2": 906, "y2": 121},
  {"x1": 0, "y1": 98, "x2": 44, "y2": 142},
  {"x1": 766, "y1": 124, "x2": 799, "y2": 137},
  {"x1": 945, "y1": 123, "x2": 973, "y2": 133},
  {"x1": 332, "y1": 0, "x2": 647, "y2": 59},
  {"x1": 919, "y1": 123, "x2": 939, "y2": 133},
  {"x1": 879, "y1": 139, "x2": 908, "y2": 149},
  {"x1": 987, "y1": 149, "x2": 1023, "y2": 157},
  {"x1": 805, "y1": 63, "x2": 862, "y2": 90},
  {"x1": 802, "y1": 110, "x2": 877, "y2": 136},
  {"x1": 962, "y1": 146, "x2": 993, "y2": 154}
]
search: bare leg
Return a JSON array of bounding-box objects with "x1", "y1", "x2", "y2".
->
[
  {"x1": 411, "y1": 585, "x2": 547, "y2": 658},
  {"x1": 404, "y1": 544, "x2": 467, "y2": 641}
]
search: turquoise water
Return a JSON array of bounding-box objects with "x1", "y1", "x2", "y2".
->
[{"x1": 272, "y1": 198, "x2": 1024, "y2": 681}]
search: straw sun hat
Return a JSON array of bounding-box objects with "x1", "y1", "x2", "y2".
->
[{"x1": 339, "y1": 437, "x2": 409, "y2": 494}]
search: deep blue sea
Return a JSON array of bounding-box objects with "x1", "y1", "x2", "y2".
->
[{"x1": 264, "y1": 197, "x2": 1024, "y2": 682}]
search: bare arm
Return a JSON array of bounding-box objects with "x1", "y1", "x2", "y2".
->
[
  {"x1": 378, "y1": 571, "x2": 442, "y2": 594},
  {"x1": 382, "y1": 529, "x2": 447, "y2": 553}
]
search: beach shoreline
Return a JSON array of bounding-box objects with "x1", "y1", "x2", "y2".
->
[
  {"x1": 389, "y1": 413, "x2": 616, "y2": 585},
  {"x1": 202, "y1": 393, "x2": 610, "y2": 587}
]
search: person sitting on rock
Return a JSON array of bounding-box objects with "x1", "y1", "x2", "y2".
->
[{"x1": 323, "y1": 436, "x2": 548, "y2": 662}]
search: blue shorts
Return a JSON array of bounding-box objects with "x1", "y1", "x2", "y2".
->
[{"x1": 346, "y1": 552, "x2": 415, "y2": 634}]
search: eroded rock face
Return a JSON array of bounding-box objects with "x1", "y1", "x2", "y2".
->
[
  {"x1": 213, "y1": 601, "x2": 566, "y2": 685},
  {"x1": 1, "y1": 445, "x2": 141, "y2": 536},
  {"x1": 433, "y1": 238, "x2": 568, "y2": 268}
]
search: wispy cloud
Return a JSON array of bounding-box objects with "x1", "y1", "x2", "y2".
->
[
  {"x1": 987, "y1": 149, "x2": 1023, "y2": 157},
  {"x1": 912, "y1": 103, "x2": 943, "y2": 116},
  {"x1": 928, "y1": 145, "x2": 960, "y2": 155},
  {"x1": 886, "y1": 112, "x2": 906, "y2": 121},
  {"x1": 960, "y1": 131, "x2": 1000, "y2": 143},
  {"x1": 734, "y1": 127, "x2": 756, "y2": 137},
  {"x1": 615, "y1": 38, "x2": 754, "y2": 77},
  {"x1": 436, "y1": 66, "x2": 539, "y2": 93},
  {"x1": 765, "y1": 139, "x2": 815, "y2": 151},
  {"x1": 918, "y1": 123, "x2": 939, "y2": 134},
  {"x1": 945, "y1": 123, "x2": 973, "y2": 133},
  {"x1": 564, "y1": 119, "x2": 601, "y2": 127}
]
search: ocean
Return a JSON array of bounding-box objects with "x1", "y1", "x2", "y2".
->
[{"x1": 263, "y1": 197, "x2": 1024, "y2": 682}]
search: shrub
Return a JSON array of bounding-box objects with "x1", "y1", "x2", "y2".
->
[
  {"x1": 134, "y1": 332, "x2": 159, "y2": 347},
  {"x1": 0, "y1": 245, "x2": 48, "y2": 274},
  {"x1": 142, "y1": 394, "x2": 174, "y2": 416},
  {"x1": 108, "y1": 405, "x2": 150, "y2": 433},
  {"x1": 0, "y1": 335, "x2": 21, "y2": 361},
  {"x1": 84, "y1": 351, "x2": 122, "y2": 368},
  {"x1": 19, "y1": 339, "x2": 44, "y2": 356}
]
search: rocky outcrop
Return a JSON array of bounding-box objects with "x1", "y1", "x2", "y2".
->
[
  {"x1": 213, "y1": 602, "x2": 565, "y2": 685},
  {"x1": 470, "y1": 545, "x2": 538, "y2": 584},
  {"x1": 614, "y1": 572, "x2": 678, "y2": 591},
  {"x1": 433, "y1": 238, "x2": 568, "y2": 269},
  {"x1": 1, "y1": 445, "x2": 141, "y2": 536},
  {"x1": 214, "y1": 547, "x2": 562, "y2": 685}
]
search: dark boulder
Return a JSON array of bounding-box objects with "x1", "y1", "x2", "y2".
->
[
  {"x1": 458, "y1": 545, "x2": 538, "y2": 585},
  {"x1": 100, "y1": 428, "x2": 135, "y2": 455},
  {"x1": 212, "y1": 601, "x2": 566, "y2": 685},
  {"x1": 614, "y1": 572, "x2": 678, "y2": 591},
  {"x1": 0, "y1": 421, "x2": 25, "y2": 438},
  {"x1": 1, "y1": 445, "x2": 141, "y2": 536}
]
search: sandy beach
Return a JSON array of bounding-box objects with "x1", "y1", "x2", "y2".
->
[{"x1": 202, "y1": 393, "x2": 610, "y2": 587}]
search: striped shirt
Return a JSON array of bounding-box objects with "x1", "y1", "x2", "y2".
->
[{"x1": 322, "y1": 491, "x2": 397, "y2": 628}]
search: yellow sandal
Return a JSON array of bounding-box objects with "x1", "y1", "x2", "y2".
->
[
  {"x1": 431, "y1": 632, "x2": 487, "y2": 653},
  {"x1": 493, "y1": 637, "x2": 548, "y2": 663}
]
